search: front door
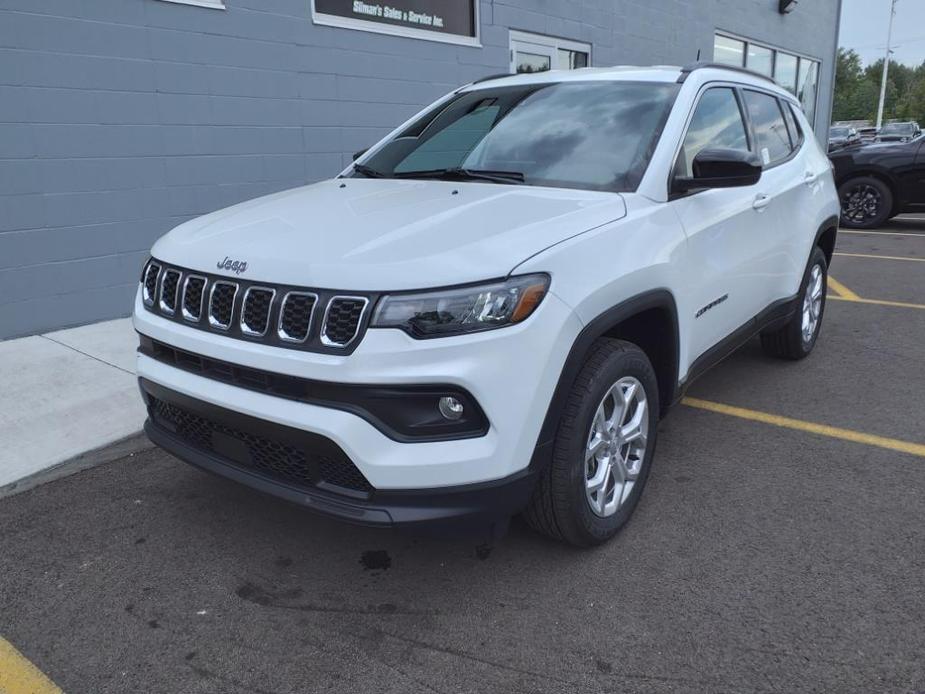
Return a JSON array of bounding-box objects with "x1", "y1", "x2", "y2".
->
[{"x1": 669, "y1": 86, "x2": 778, "y2": 370}]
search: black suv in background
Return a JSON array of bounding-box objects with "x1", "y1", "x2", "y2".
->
[{"x1": 830, "y1": 133, "x2": 925, "y2": 228}]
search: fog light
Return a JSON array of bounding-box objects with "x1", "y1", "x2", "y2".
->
[{"x1": 438, "y1": 396, "x2": 464, "y2": 421}]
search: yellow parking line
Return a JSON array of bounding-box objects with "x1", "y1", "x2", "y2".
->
[
  {"x1": 828, "y1": 295, "x2": 925, "y2": 310},
  {"x1": 682, "y1": 397, "x2": 925, "y2": 458},
  {"x1": 834, "y1": 252, "x2": 925, "y2": 263},
  {"x1": 0, "y1": 636, "x2": 61, "y2": 694},
  {"x1": 826, "y1": 276, "x2": 860, "y2": 300},
  {"x1": 839, "y1": 229, "x2": 925, "y2": 238}
]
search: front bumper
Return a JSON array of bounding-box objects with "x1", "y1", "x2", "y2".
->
[
  {"x1": 134, "y1": 286, "x2": 581, "y2": 489},
  {"x1": 142, "y1": 379, "x2": 536, "y2": 528}
]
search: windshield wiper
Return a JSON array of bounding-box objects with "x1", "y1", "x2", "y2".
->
[
  {"x1": 352, "y1": 163, "x2": 387, "y2": 178},
  {"x1": 393, "y1": 167, "x2": 526, "y2": 185}
]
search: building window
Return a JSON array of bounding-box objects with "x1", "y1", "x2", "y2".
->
[
  {"x1": 747, "y1": 44, "x2": 773, "y2": 77},
  {"x1": 713, "y1": 33, "x2": 820, "y2": 127},
  {"x1": 714, "y1": 35, "x2": 746, "y2": 67},
  {"x1": 775, "y1": 52, "x2": 799, "y2": 93},
  {"x1": 509, "y1": 31, "x2": 590, "y2": 74}
]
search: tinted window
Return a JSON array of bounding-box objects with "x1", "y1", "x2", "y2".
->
[
  {"x1": 743, "y1": 90, "x2": 792, "y2": 166},
  {"x1": 675, "y1": 87, "x2": 749, "y2": 178},
  {"x1": 361, "y1": 81, "x2": 680, "y2": 193}
]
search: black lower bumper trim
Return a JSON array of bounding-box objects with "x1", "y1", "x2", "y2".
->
[{"x1": 142, "y1": 383, "x2": 536, "y2": 528}]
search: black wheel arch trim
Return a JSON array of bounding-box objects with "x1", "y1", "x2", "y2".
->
[{"x1": 528, "y1": 289, "x2": 680, "y2": 473}]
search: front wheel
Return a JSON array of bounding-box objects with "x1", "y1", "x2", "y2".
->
[
  {"x1": 838, "y1": 176, "x2": 893, "y2": 229},
  {"x1": 760, "y1": 246, "x2": 827, "y2": 360},
  {"x1": 523, "y1": 339, "x2": 659, "y2": 547}
]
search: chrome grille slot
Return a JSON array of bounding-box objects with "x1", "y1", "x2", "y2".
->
[
  {"x1": 182, "y1": 276, "x2": 206, "y2": 322},
  {"x1": 159, "y1": 269, "x2": 181, "y2": 315},
  {"x1": 278, "y1": 292, "x2": 317, "y2": 343},
  {"x1": 321, "y1": 296, "x2": 368, "y2": 347},
  {"x1": 142, "y1": 262, "x2": 160, "y2": 306},
  {"x1": 208, "y1": 281, "x2": 238, "y2": 330},
  {"x1": 240, "y1": 287, "x2": 275, "y2": 337}
]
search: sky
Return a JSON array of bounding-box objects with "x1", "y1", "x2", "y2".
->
[{"x1": 839, "y1": 0, "x2": 925, "y2": 67}]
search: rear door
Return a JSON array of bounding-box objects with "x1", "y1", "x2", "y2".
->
[{"x1": 670, "y1": 86, "x2": 778, "y2": 367}]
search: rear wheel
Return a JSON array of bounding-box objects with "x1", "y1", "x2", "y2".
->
[
  {"x1": 760, "y1": 246, "x2": 827, "y2": 360},
  {"x1": 838, "y1": 176, "x2": 893, "y2": 229},
  {"x1": 523, "y1": 339, "x2": 659, "y2": 547}
]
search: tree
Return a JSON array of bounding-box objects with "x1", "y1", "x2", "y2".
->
[{"x1": 832, "y1": 47, "x2": 925, "y2": 125}]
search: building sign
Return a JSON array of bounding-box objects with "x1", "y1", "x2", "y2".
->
[{"x1": 313, "y1": 1, "x2": 477, "y2": 41}]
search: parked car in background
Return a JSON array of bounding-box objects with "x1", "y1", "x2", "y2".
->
[
  {"x1": 828, "y1": 126, "x2": 861, "y2": 151},
  {"x1": 876, "y1": 121, "x2": 921, "y2": 143},
  {"x1": 829, "y1": 134, "x2": 925, "y2": 228},
  {"x1": 858, "y1": 126, "x2": 879, "y2": 143}
]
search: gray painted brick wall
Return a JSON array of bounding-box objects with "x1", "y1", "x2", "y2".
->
[{"x1": 0, "y1": 0, "x2": 839, "y2": 339}]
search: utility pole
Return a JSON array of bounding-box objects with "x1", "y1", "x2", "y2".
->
[{"x1": 876, "y1": 0, "x2": 898, "y2": 130}]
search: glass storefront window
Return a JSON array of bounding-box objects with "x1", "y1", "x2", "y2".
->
[
  {"x1": 714, "y1": 35, "x2": 746, "y2": 67},
  {"x1": 747, "y1": 44, "x2": 774, "y2": 77},
  {"x1": 558, "y1": 48, "x2": 589, "y2": 70},
  {"x1": 775, "y1": 52, "x2": 799, "y2": 94},
  {"x1": 797, "y1": 58, "x2": 819, "y2": 127}
]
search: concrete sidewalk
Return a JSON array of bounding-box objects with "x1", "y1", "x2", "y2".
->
[{"x1": 0, "y1": 318, "x2": 147, "y2": 493}]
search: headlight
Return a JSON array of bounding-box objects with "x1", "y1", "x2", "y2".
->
[{"x1": 371, "y1": 274, "x2": 550, "y2": 338}]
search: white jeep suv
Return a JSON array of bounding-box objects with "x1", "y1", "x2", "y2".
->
[{"x1": 135, "y1": 64, "x2": 839, "y2": 546}]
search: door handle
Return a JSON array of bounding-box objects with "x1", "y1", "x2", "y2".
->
[
  {"x1": 752, "y1": 193, "x2": 771, "y2": 211},
  {"x1": 804, "y1": 171, "x2": 819, "y2": 186}
]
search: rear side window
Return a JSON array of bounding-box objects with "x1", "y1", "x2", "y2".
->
[
  {"x1": 743, "y1": 90, "x2": 792, "y2": 166},
  {"x1": 675, "y1": 87, "x2": 750, "y2": 178}
]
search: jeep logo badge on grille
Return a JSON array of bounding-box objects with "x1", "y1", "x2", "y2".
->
[{"x1": 217, "y1": 256, "x2": 248, "y2": 275}]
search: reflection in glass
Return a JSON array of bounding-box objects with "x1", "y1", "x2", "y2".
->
[
  {"x1": 676, "y1": 88, "x2": 749, "y2": 178},
  {"x1": 797, "y1": 59, "x2": 819, "y2": 127},
  {"x1": 744, "y1": 90, "x2": 792, "y2": 165},
  {"x1": 516, "y1": 52, "x2": 551, "y2": 73},
  {"x1": 558, "y1": 48, "x2": 589, "y2": 70}
]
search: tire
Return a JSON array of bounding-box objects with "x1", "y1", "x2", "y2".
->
[
  {"x1": 760, "y1": 246, "x2": 827, "y2": 360},
  {"x1": 523, "y1": 339, "x2": 659, "y2": 547},
  {"x1": 838, "y1": 176, "x2": 893, "y2": 229}
]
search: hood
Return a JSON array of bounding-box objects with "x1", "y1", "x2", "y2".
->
[{"x1": 151, "y1": 179, "x2": 626, "y2": 290}]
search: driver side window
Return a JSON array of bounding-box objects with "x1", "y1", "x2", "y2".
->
[{"x1": 675, "y1": 87, "x2": 750, "y2": 178}]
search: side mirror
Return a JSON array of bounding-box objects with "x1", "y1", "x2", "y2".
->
[
  {"x1": 673, "y1": 148, "x2": 762, "y2": 194},
  {"x1": 352, "y1": 148, "x2": 368, "y2": 161}
]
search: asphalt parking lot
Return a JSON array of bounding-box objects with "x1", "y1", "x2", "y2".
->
[{"x1": 2, "y1": 220, "x2": 924, "y2": 694}]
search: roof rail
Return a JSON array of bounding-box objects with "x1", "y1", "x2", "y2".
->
[
  {"x1": 677, "y1": 61, "x2": 778, "y2": 85},
  {"x1": 471, "y1": 72, "x2": 515, "y2": 85}
]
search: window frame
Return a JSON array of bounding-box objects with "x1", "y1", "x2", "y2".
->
[
  {"x1": 509, "y1": 30, "x2": 591, "y2": 74},
  {"x1": 741, "y1": 88, "x2": 799, "y2": 170},
  {"x1": 668, "y1": 83, "x2": 754, "y2": 199}
]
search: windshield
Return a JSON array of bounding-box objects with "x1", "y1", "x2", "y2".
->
[
  {"x1": 830, "y1": 128, "x2": 849, "y2": 137},
  {"x1": 355, "y1": 81, "x2": 680, "y2": 193}
]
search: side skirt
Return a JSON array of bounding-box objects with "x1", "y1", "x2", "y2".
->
[{"x1": 674, "y1": 294, "x2": 799, "y2": 401}]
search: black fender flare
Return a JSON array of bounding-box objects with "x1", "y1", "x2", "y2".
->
[{"x1": 528, "y1": 289, "x2": 680, "y2": 472}]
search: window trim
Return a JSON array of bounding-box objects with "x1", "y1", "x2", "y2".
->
[{"x1": 310, "y1": 0, "x2": 481, "y2": 47}]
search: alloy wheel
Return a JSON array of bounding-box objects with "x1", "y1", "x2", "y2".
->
[
  {"x1": 584, "y1": 376, "x2": 649, "y2": 518},
  {"x1": 841, "y1": 184, "x2": 882, "y2": 224},
  {"x1": 801, "y1": 264, "x2": 824, "y2": 345}
]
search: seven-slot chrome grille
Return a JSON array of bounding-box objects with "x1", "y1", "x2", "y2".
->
[{"x1": 140, "y1": 259, "x2": 374, "y2": 353}]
